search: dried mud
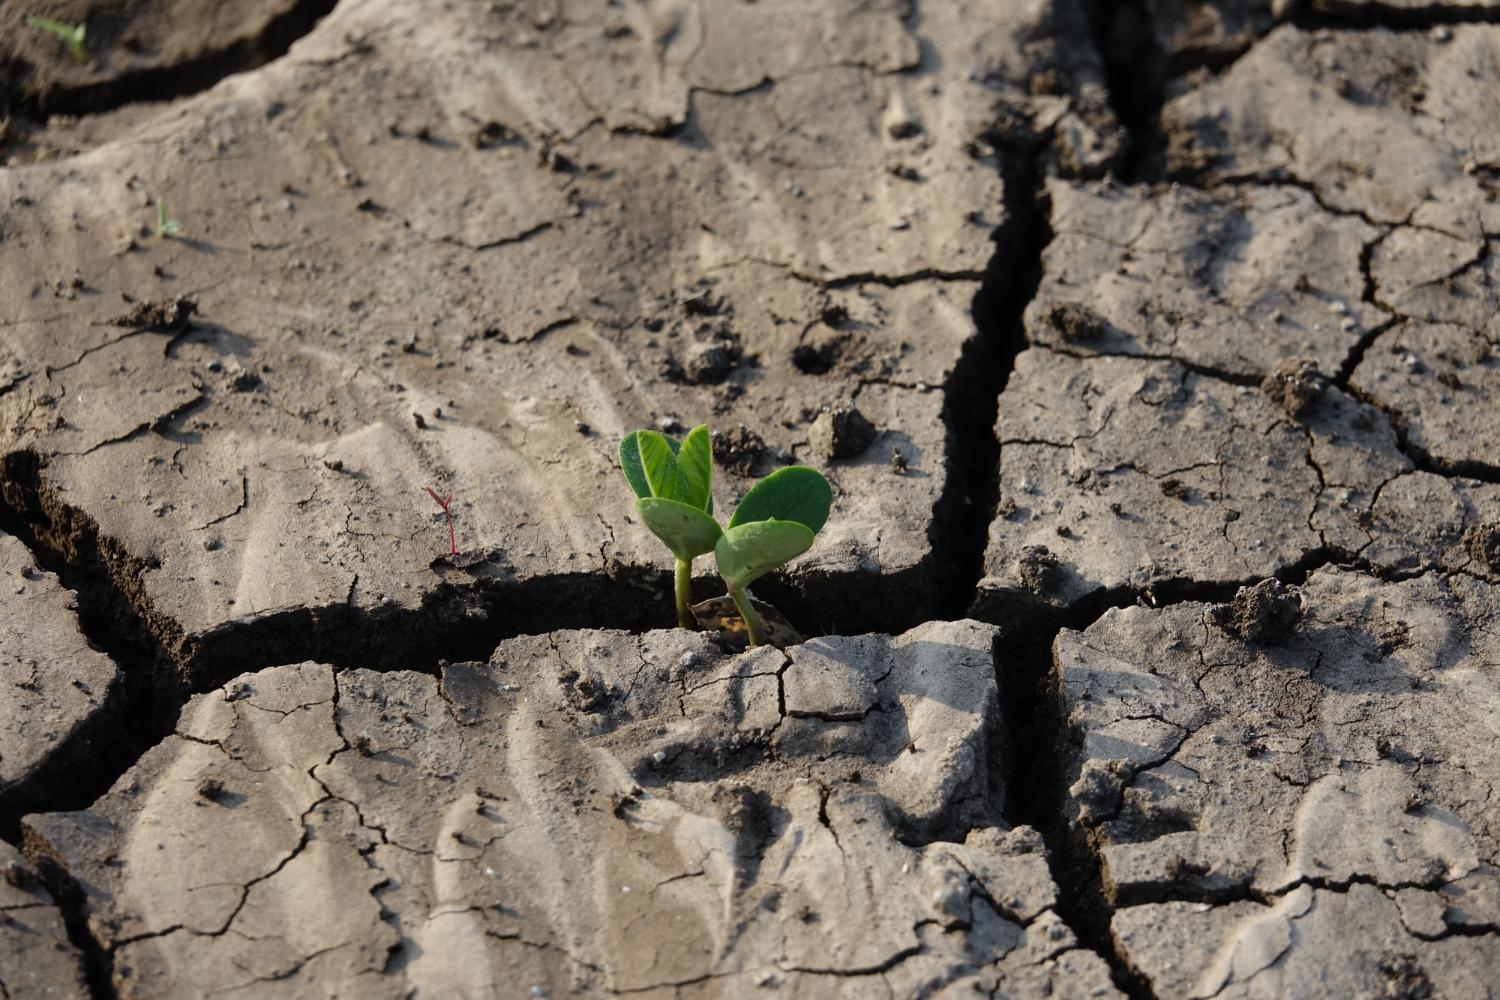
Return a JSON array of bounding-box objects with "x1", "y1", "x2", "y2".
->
[{"x1": 1, "y1": 0, "x2": 1497, "y2": 997}]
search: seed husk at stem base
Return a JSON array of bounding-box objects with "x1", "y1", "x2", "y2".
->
[
  {"x1": 674, "y1": 558, "x2": 696, "y2": 630},
  {"x1": 728, "y1": 583, "x2": 766, "y2": 647}
]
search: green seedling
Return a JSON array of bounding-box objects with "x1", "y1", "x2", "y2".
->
[
  {"x1": 620, "y1": 425, "x2": 720, "y2": 629},
  {"x1": 715, "y1": 465, "x2": 831, "y2": 647},
  {"x1": 24, "y1": 15, "x2": 87, "y2": 63},
  {"x1": 156, "y1": 198, "x2": 182, "y2": 238}
]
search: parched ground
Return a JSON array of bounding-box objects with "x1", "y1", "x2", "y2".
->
[{"x1": 0, "y1": 0, "x2": 1497, "y2": 998}]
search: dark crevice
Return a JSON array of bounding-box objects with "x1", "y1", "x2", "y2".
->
[
  {"x1": 19, "y1": 827, "x2": 115, "y2": 1000},
  {"x1": 990, "y1": 603, "x2": 1157, "y2": 1000},
  {"x1": 964, "y1": 11, "x2": 1161, "y2": 990},
  {"x1": 1084, "y1": 0, "x2": 1169, "y2": 184},
  {"x1": 1289, "y1": 2, "x2": 1500, "y2": 30},
  {"x1": 1338, "y1": 382, "x2": 1500, "y2": 486},
  {"x1": 0, "y1": 443, "x2": 958, "y2": 832},
  {"x1": 4, "y1": 0, "x2": 339, "y2": 122},
  {"x1": 0, "y1": 450, "x2": 173, "y2": 845},
  {"x1": 926, "y1": 134, "x2": 1049, "y2": 625}
]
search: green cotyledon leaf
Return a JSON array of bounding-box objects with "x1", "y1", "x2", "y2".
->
[
  {"x1": 728, "y1": 466, "x2": 832, "y2": 534},
  {"x1": 714, "y1": 519, "x2": 815, "y2": 589},
  {"x1": 636, "y1": 430, "x2": 683, "y2": 502},
  {"x1": 673, "y1": 425, "x2": 712, "y2": 511},
  {"x1": 638, "y1": 497, "x2": 723, "y2": 561},
  {"x1": 619, "y1": 431, "x2": 651, "y2": 499}
]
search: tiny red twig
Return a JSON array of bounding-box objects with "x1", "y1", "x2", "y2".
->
[{"x1": 424, "y1": 485, "x2": 457, "y2": 557}]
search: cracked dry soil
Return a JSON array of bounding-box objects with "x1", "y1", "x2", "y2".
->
[{"x1": 1, "y1": 0, "x2": 1498, "y2": 997}]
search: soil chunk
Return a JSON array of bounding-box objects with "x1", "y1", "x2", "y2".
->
[
  {"x1": 0, "y1": 531, "x2": 123, "y2": 825},
  {"x1": 1207, "y1": 578, "x2": 1303, "y2": 642},
  {"x1": 0, "y1": 842, "x2": 88, "y2": 1000},
  {"x1": 1260, "y1": 358, "x2": 1328, "y2": 421},
  {"x1": 26, "y1": 621, "x2": 1119, "y2": 998},
  {"x1": 1055, "y1": 569, "x2": 1500, "y2": 998},
  {"x1": 109, "y1": 295, "x2": 196, "y2": 333},
  {"x1": 1464, "y1": 522, "x2": 1500, "y2": 575},
  {"x1": 809, "y1": 405, "x2": 878, "y2": 461}
]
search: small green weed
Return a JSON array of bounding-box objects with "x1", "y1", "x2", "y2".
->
[
  {"x1": 620, "y1": 426, "x2": 831, "y2": 646},
  {"x1": 620, "y1": 425, "x2": 719, "y2": 629},
  {"x1": 156, "y1": 198, "x2": 182, "y2": 239},
  {"x1": 24, "y1": 15, "x2": 88, "y2": 63}
]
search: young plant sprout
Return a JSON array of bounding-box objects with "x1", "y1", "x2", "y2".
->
[
  {"x1": 24, "y1": 15, "x2": 87, "y2": 63},
  {"x1": 714, "y1": 465, "x2": 831, "y2": 647},
  {"x1": 156, "y1": 198, "x2": 183, "y2": 239},
  {"x1": 423, "y1": 486, "x2": 458, "y2": 557},
  {"x1": 620, "y1": 426, "x2": 719, "y2": 629},
  {"x1": 620, "y1": 425, "x2": 832, "y2": 646}
]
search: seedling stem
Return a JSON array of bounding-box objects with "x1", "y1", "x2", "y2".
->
[
  {"x1": 156, "y1": 198, "x2": 183, "y2": 239},
  {"x1": 675, "y1": 559, "x2": 694, "y2": 630},
  {"x1": 728, "y1": 584, "x2": 766, "y2": 647},
  {"x1": 423, "y1": 486, "x2": 457, "y2": 557}
]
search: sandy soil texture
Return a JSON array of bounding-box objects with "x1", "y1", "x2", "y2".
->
[{"x1": 1, "y1": 0, "x2": 1497, "y2": 997}]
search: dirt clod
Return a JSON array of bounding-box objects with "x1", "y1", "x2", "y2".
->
[
  {"x1": 1261, "y1": 358, "x2": 1329, "y2": 420},
  {"x1": 1463, "y1": 522, "x2": 1500, "y2": 575},
  {"x1": 110, "y1": 295, "x2": 197, "y2": 333},
  {"x1": 712, "y1": 425, "x2": 770, "y2": 477},
  {"x1": 810, "y1": 405, "x2": 878, "y2": 461},
  {"x1": 1208, "y1": 578, "x2": 1304, "y2": 643},
  {"x1": 1015, "y1": 545, "x2": 1064, "y2": 594},
  {"x1": 1048, "y1": 302, "x2": 1106, "y2": 344}
]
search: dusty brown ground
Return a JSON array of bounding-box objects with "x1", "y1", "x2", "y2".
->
[{"x1": 1, "y1": 1, "x2": 1498, "y2": 998}]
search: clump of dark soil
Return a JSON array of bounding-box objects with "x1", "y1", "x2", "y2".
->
[
  {"x1": 1261, "y1": 358, "x2": 1329, "y2": 420},
  {"x1": 810, "y1": 405, "x2": 878, "y2": 461},
  {"x1": 1047, "y1": 302, "x2": 1107, "y2": 344},
  {"x1": 1015, "y1": 544, "x2": 1064, "y2": 594},
  {"x1": 1464, "y1": 522, "x2": 1500, "y2": 575},
  {"x1": 666, "y1": 321, "x2": 742, "y2": 385},
  {"x1": 1207, "y1": 578, "x2": 1304, "y2": 643},
  {"x1": 713, "y1": 425, "x2": 770, "y2": 477},
  {"x1": 110, "y1": 295, "x2": 196, "y2": 332}
]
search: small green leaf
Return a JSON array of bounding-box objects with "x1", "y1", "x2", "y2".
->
[
  {"x1": 619, "y1": 431, "x2": 651, "y2": 499},
  {"x1": 638, "y1": 497, "x2": 723, "y2": 560},
  {"x1": 728, "y1": 466, "x2": 832, "y2": 534},
  {"x1": 714, "y1": 519, "x2": 815, "y2": 588},
  {"x1": 674, "y1": 425, "x2": 712, "y2": 511},
  {"x1": 25, "y1": 15, "x2": 87, "y2": 62},
  {"x1": 636, "y1": 430, "x2": 682, "y2": 500}
]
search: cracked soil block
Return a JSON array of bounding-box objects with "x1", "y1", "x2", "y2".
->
[
  {"x1": 0, "y1": 840, "x2": 88, "y2": 1000},
  {"x1": 0, "y1": 0, "x2": 1121, "y2": 681},
  {"x1": 24, "y1": 620, "x2": 1121, "y2": 999},
  {"x1": 0, "y1": 530, "x2": 123, "y2": 828},
  {"x1": 1055, "y1": 567, "x2": 1500, "y2": 997}
]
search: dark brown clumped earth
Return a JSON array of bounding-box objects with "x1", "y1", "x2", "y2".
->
[{"x1": 1, "y1": 1, "x2": 1497, "y2": 997}]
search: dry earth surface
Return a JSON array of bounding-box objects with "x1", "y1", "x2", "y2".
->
[{"x1": 0, "y1": 0, "x2": 1497, "y2": 997}]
